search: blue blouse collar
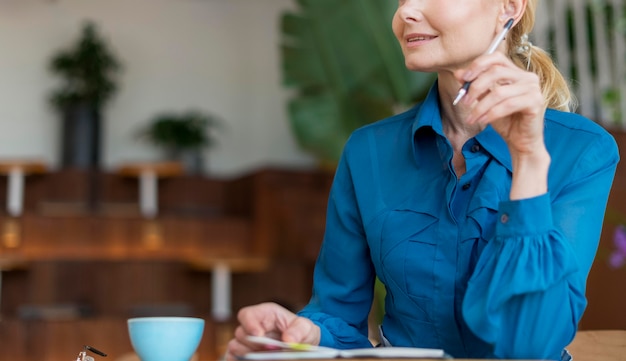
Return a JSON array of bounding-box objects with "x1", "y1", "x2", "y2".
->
[{"x1": 411, "y1": 80, "x2": 513, "y2": 172}]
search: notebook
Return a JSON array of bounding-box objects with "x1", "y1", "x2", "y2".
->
[{"x1": 241, "y1": 335, "x2": 448, "y2": 360}]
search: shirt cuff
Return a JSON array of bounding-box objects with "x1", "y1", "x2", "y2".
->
[
  {"x1": 314, "y1": 320, "x2": 336, "y2": 348},
  {"x1": 496, "y1": 193, "x2": 552, "y2": 238}
]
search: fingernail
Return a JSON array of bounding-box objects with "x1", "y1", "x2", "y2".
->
[{"x1": 463, "y1": 71, "x2": 473, "y2": 81}]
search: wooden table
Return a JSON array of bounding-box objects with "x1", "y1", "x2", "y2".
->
[
  {"x1": 566, "y1": 329, "x2": 626, "y2": 361},
  {"x1": 233, "y1": 330, "x2": 626, "y2": 361},
  {"x1": 233, "y1": 358, "x2": 540, "y2": 361}
]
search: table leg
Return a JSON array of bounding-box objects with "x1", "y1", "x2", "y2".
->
[
  {"x1": 7, "y1": 168, "x2": 24, "y2": 217},
  {"x1": 211, "y1": 263, "x2": 232, "y2": 322},
  {"x1": 139, "y1": 170, "x2": 158, "y2": 218}
]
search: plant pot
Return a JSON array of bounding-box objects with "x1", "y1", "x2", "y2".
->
[
  {"x1": 166, "y1": 148, "x2": 205, "y2": 175},
  {"x1": 60, "y1": 102, "x2": 101, "y2": 169}
]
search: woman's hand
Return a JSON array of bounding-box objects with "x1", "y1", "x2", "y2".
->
[
  {"x1": 455, "y1": 52, "x2": 551, "y2": 199},
  {"x1": 456, "y1": 51, "x2": 546, "y2": 155},
  {"x1": 225, "y1": 302, "x2": 321, "y2": 360}
]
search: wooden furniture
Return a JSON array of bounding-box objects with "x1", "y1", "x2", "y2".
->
[
  {"x1": 0, "y1": 159, "x2": 47, "y2": 321},
  {"x1": 581, "y1": 129, "x2": 626, "y2": 330},
  {"x1": 190, "y1": 256, "x2": 269, "y2": 321},
  {"x1": 566, "y1": 330, "x2": 626, "y2": 361},
  {"x1": 230, "y1": 358, "x2": 622, "y2": 361},
  {"x1": 0, "y1": 164, "x2": 623, "y2": 361},
  {"x1": 0, "y1": 167, "x2": 333, "y2": 361},
  {"x1": 0, "y1": 159, "x2": 47, "y2": 217},
  {"x1": 0, "y1": 251, "x2": 27, "y2": 321},
  {"x1": 116, "y1": 161, "x2": 184, "y2": 218},
  {"x1": 227, "y1": 357, "x2": 560, "y2": 361}
]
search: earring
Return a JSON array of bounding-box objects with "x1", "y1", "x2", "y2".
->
[{"x1": 516, "y1": 34, "x2": 532, "y2": 70}]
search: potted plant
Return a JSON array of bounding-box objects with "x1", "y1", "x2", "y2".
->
[
  {"x1": 48, "y1": 21, "x2": 122, "y2": 170},
  {"x1": 138, "y1": 110, "x2": 222, "y2": 175}
]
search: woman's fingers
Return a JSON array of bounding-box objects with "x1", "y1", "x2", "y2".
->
[
  {"x1": 226, "y1": 327, "x2": 256, "y2": 361},
  {"x1": 457, "y1": 53, "x2": 542, "y2": 119},
  {"x1": 453, "y1": 51, "x2": 547, "y2": 155},
  {"x1": 283, "y1": 316, "x2": 321, "y2": 345},
  {"x1": 465, "y1": 73, "x2": 540, "y2": 125},
  {"x1": 227, "y1": 303, "x2": 291, "y2": 360},
  {"x1": 227, "y1": 302, "x2": 321, "y2": 360},
  {"x1": 461, "y1": 54, "x2": 536, "y2": 101},
  {"x1": 236, "y1": 302, "x2": 291, "y2": 336}
]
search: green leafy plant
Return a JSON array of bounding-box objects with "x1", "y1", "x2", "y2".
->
[
  {"x1": 48, "y1": 21, "x2": 122, "y2": 112},
  {"x1": 138, "y1": 111, "x2": 222, "y2": 153},
  {"x1": 280, "y1": 0, "x2": 436, "y2": 164}
]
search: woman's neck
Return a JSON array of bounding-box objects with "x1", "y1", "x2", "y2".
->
[
  {"x1": 436, "y1": 74, "x2": 486, "y2": 179},
  {"x1": 437, "y1": 74, "x2": 484, "y2": 150}
]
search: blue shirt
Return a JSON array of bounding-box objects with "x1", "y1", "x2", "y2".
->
[{"x1": 298, "y1": 84, "x2": 619, "y2": 360}]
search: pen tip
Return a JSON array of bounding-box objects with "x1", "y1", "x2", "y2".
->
[{"x1": 452, "y1": 89, "x2": 466, "y2": 106}]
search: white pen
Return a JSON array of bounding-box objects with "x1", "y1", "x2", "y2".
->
[{"x1": 452, "y1": 18, "x2": 515, "y2": 106}]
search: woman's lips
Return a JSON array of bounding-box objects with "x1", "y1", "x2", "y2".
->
[{"x1": 404, "y1": 33, "x2": 436, "y2": 48}]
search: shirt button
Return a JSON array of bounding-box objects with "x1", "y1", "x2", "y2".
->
[
  {"x1": 500, "y1": 214, "x2": 509, "y2": 223},
  {"x1": 462, "y1": 183, "x2": 471, "y2": 190},
  {"x1": 471, "y1": 144, "x2": 481, "y2": 153}
]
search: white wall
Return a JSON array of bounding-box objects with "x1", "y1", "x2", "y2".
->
[{"x1": 0, "y1": 0, "x2": 315, "y2": 177}]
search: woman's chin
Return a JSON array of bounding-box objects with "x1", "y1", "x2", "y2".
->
[{"x1": 405, "y1": 61, "x2": 437, "y2": 73}]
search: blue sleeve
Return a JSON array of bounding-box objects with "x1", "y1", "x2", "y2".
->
[
  {"x1": 297, "y1": 143, "x2": 376, "y2": 350},
  {"x1": 463, "y1": 134, "x2": 619, "y2": 359}
]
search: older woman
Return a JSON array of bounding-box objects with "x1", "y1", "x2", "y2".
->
[{"x1": 227, "y1": 0, "x2": 619, "y2": 359}]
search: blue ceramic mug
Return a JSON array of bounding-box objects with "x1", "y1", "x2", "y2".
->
[{"x1": 128, "y1": 317, "x2": 205, "y2": 361}]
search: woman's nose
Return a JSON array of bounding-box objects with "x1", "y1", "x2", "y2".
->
[{"x1": 397, "y1": 0, "x2": 424, "y2": 22}]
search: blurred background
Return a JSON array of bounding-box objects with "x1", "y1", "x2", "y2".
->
[
  {"x1": 0, "y1": 1, "x2": 624, "y2": 361},
  {"x1": 0, "y1": 0, "x2": 312, "y2": 176}
]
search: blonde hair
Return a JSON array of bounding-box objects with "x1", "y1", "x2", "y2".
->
[{"x1": 507, "y1": 0, "x2": 577, "y2": 112}]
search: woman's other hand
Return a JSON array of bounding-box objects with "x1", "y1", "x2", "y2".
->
[{"x1": 225, "y1": 302, "x2": 321, "y2": 360}]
